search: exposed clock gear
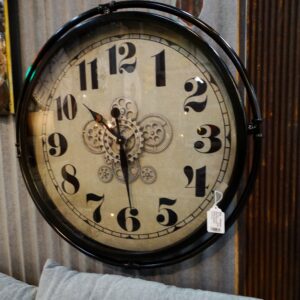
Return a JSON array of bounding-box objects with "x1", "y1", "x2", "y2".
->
[
  {"x1": 110, "y1": 97, "x2": 138, "y2": 120},
  {"x1": 102, "y1": 118, "x2": 144, "y2": 164},
  {"x1": 140, "y1": 166, "x2": 157, "y2": 184},
  {"x1": 98, "y1": 165, "x2": 114, "y2": 183},
  {"x1": 139, "y1": 114, "x2": 173, "y2": 153},
  {"x1": 82, "y1": 120, "x2": 105, "y2": 154},
  {"x1": 113, "y1": 160, "x2": 141, "y2": 183}
]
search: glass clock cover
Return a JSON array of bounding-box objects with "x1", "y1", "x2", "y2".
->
[{"x1": 17, "y1": 11, "x2": 247, "y2": 267}]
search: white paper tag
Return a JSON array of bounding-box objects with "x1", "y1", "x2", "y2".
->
[
  {"x1": 207, "y1": 206, "x2": 225, "y2": 234},
  {"x1": 207, "y1": 191, "x2": 225, "y2": 234}
]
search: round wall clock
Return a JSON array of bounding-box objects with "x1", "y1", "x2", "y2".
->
[{"x1": 16, "y1": 1, "x2": 262, "y2": 267}]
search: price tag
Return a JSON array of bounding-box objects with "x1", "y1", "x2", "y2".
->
[{"x1": 207, "y1": 191, "x2": 225, "y2": 234}]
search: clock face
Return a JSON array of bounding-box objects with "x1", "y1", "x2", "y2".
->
[{"x1": 18, "y1": 12, "x2": 247, "y2": 266}]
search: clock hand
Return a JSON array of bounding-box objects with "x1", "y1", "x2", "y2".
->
[
  {"x1": 111, "y1": 107, "x2": 133, "y2": 209},
  {"x1": 83, "y1": 104, "x2": 118, "y2": 138}
]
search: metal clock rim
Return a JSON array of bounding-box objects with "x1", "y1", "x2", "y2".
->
[
  {"x1": 16, "y1": 11, "x2": 245, "y2": 267},
  {"x1": 15, "y1": 1, "x2": 262, "y2": 268}
]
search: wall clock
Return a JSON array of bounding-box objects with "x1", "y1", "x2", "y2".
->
[{"x1": 16, "y1": 1, "x2": 262, "y2": 267}]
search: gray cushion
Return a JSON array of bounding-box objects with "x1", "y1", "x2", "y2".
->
[
  {"x1": 0, "y1": 272, "x2": 37, "y2": 300},
  {"x1": 36, "y1": 259, "x2": 260, "y2": 300}
]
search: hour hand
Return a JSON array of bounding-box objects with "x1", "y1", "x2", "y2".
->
[{"x1": 83, "y1": 104, "x2": 118, "y2": 138}]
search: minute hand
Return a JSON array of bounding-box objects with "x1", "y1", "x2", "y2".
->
[
  {"x1": 111, "y1": 108, "x2": 133, "y2": 209},
  {"x1": 119, "y1": 141, "x2": 132, "y2": 209}
]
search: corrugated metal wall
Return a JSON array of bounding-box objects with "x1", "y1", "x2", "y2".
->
[
  {"x1": 239, "y1": 0, "x2": 300, "y2": 299},
  {"x1": 0, "y1": 0, "x2": 244, "y2": 294}
]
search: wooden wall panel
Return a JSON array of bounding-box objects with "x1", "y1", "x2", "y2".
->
[{"x1": 239, "y1": 1, "x2": 300, "y2": 299}]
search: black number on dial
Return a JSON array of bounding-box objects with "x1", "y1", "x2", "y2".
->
[
  {"x1": 108, "y1": 42, "x2": 137, "y2": 74},
  {"x1": 55, "y1": 94, "x2": 77, "y2": 121},
  {"x1": 194, "y1": 125, "x2": 222, "y2": 153},
  {"x1": 86, "y1": 193, "x2": 104, "y2": 223},
  {"x1": 184, "y1": 77, "x2": 207, "y2": 112},
  {"x1": 61, "y1": 164, "x2": 80, "y2": 195},
  {"x1": 157, "y1": 198, "x2": 178, "y2": 226},
  {"x1": 48, "y1": 133, "x2": 68, "y2": 157},
  {"x1": 153, "y1": 50, "x2": 166, "y2": 87},
  {"x1": 78, "y1": 59, "x2": 98, "y2": 90},
  {"x1": 184, "y1": 166, "x2": 207, "y2": 197},
  {"x1": 117, "y1": 207, "x2": 140, "y2": 232}
]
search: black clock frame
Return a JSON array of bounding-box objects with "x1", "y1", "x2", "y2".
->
[{"x1": 16, "y1": 1, "x2": 262, "y2": 268}]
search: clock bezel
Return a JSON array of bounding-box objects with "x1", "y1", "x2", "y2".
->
[{"x1": 16, "y1": 11, "x2": 248, "y2": 268}]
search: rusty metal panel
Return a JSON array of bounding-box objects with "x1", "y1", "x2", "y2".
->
[{"x1": 239, "y1": 0, "x2": 300, "y2": 299}]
